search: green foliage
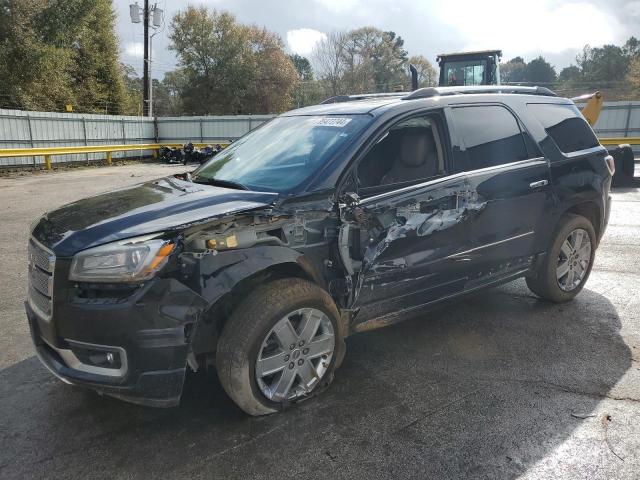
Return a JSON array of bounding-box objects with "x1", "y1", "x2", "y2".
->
[
  {"x1": 627, "y1": 57, "x2": 640, "y2": 92},
  {"x1": 312, "y1": 27, "x2": 412, "y2": 96},
  {"x1": 559, "y1": 65, "x2": 581, "y2": 82},
  {"x1": 500, "y1": 57, "x2": 527, "y2": 83},
  {"x1": 623, "y1": 37, "x2": 639, "y2": 59},
  {"x1": 500, "y1": 56, "x2": 556, "y2": 84},
  {"x1": 289, "y1": 54, "x2": 314, "y2": 81},
  {"x1": 525, "y1": 56, "x2": 556, "y2": 83},
  {"x1": 168, "y1": 7, "x2": 298, "y2": 115},
  {"x1": 577, "y1": 44, "x2": 629, "y2": 83},
  {"x1": 0, "y1": 0, "x2": 128, "y2": 113},
  {"x1": 407, "y1": 55, "x2": 437, "y2": 88}
]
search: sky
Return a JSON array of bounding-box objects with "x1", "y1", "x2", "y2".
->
[{"x1": 115, "y1": 0, "x2": 640, "y2": 79}]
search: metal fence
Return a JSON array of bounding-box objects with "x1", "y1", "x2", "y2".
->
[
  {"x1": 0, "y1": 109, "x2": 274, "y2": 167},
  {"x1": 0, "y1": 101, "x2": 638, "y2": 168},
  {"x1": 575, "y1": 101, "x2": 639, "y2": 155},
  {"x1": 157, "y1": 115, "x2": 273, "y2": 145}
]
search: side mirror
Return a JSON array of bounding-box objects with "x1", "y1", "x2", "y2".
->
[{"x1": 340, "y1": 191, "x2": 360, "y2": 206}]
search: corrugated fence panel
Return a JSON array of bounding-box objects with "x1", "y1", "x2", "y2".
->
[
  {"x1": 156, "y1": 118, "x2": 197, "y2": 143},
  {"x1": 2, "y1": 103, "x2": 635, "y2": 168},
  {"x1": 0, "y1": 109, "x2": 156, "y2": 166},
  {"x1": 590, "y1": 101, "x2": 640, "y2": 154},
  {"x1": 157, "y1": 115, "x2": 274, "y2": 144},
  {"x1": 0, "y1": 109, "x2": 36, "y2": 166},
  {"x1": 628, "y1": 102, "x2": 640, "y2": 136}
]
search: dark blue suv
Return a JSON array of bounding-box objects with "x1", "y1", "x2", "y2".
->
[{"x1": 26, "y1": 86, "x2": 613, "y2": 415}]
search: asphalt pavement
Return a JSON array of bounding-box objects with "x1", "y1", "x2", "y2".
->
[{"x1": 0, "y1": 163, "x2": 638, "y2": 479}]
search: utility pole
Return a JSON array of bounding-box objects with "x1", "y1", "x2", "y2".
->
[
  {"x1": 143, "y1": 0, "x2": 150, "y2": 117},
  {"x1": 130, "y1": 2, "x2": 163, "y2": 117}
]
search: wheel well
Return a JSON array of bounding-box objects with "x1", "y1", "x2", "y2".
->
[
  {"x1": 205, "y1": 263, "x2": 315, "y2": 340},
  {"x1": 564, "y1": 202, "x2": 601, "y2": 240}
]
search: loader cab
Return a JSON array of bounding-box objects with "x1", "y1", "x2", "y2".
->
[{"x1": 437, "y1": 50, "x2": 502, "y2": 87}]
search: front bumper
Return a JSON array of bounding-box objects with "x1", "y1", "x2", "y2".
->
[{"x1": 26, "y1": 277, "x2": 208, "y2": 407}]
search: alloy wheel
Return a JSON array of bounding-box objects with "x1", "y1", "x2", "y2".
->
[
  {"x1": 255, "y1": 308, "x2": 335, "y2": 402},
  {"x1": 556, "y1": 228, "x2": 592, "y2": 292}
]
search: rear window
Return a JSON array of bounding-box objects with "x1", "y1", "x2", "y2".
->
[
  {"x1": 528, "y1": 103, "x2": 599, "y2": 154},
  {"x1": 451, "y1": 105, "x2": 531, "y2": 171}
]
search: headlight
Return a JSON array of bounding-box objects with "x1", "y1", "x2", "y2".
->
[{"x1": 69, "y1": 235, "x2": 175, "y2": 283}]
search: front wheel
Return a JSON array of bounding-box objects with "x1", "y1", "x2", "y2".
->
[
  {"x1": 216, "y1": 278, "x2": 344, "y2": 416},
  {"x1": 526, "y1": 214, "x2": 596, "y2": 302}
]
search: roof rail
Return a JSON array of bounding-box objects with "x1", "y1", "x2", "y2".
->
[
  {"x1": 319, "y1": 92, "x2": 406, "y2": 104},
  {"x1": 318, "y1": 85, "x2": 558, "y2": 105},
  {"x1": 403, "y1": 85, "x2": 557, "y2": 100}
]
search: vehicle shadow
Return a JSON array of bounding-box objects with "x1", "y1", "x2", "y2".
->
[{"x1": 0, "y1": 279, "x2": 631, "y2": 479}]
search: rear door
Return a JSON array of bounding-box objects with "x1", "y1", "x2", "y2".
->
[
  {"x1": 446, "y1": 103, "x2": 553, "y2": 284},
  {"x1": 526, "y1": 102, "x2": 609, "y2": 246}
]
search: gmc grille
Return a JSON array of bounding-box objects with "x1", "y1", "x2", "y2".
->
[{"x1": 28, "y1": 238, "x2": 55, "y2": 319}]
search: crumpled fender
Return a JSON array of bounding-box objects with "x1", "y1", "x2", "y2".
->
[{"x1": 189, "y1": 245, "x2": 324, "y2": 310}]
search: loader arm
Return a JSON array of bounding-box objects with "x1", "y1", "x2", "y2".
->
[{"x1": 572, "y1": 91, "x2": 603, "y2": 127}]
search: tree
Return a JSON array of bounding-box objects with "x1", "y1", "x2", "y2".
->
[
  {"x1": 0, "y1": 0, "x2": 128, "y2": 113},
  {"x1": 500, "y1": 57, "x2": 526, "y2": 83},
  {"x1": 627, "y1": 56, "x2": 640, "y2": 92},
  {"x1": 154, "y1": 70, "x2": 189, "y2": 116},
  {"x1": 559, "y1": 65, "x2": 581, "y2": 82},
  {"x1": 623, "y1": 36, "x2": 640, "y2": 59},
  {"x1": 577, "y1": 44, "x2": 629, "y2": 83},
  {"x1": 312, "y1": 28, "x2": 409, "y2": 95},
  {"x1": 312, "y1": 31, "x2": 347, "y2": 96},
  {"x1": 371, "y1": 30, "x2": 408, "y2": 91},
  {"x1": 407, "y1": 55, "x2": 437, "y2": 88},
  {"x1": 122, "y1": 64, "x2": 142, "y2": 115},
  {"x1": 169, "y1": 7, "x2": 298, "y2": 114},
  {"x1": 524, "y1": 56, "x2": 556, "y2": 84},
  {"x1": 289, "y1": 54, "x2": 314, "y2": 81},
  {"x1": 288, "y1": 54, "x2": 325, "y2": 108}
]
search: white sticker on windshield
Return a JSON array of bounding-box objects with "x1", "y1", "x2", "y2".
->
[{"x1": 310, "y1": 117, "x2": 352, "y2": 128}]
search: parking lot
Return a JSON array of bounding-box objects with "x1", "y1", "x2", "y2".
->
[{"x1": 0, "y1": 163, "x2": 639, "y2": 479}]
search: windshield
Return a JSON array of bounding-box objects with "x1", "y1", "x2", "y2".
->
[
  {"x1": 444, "y1": 60, "x2": 487, "y2": 86},
  {"x1": 192, "y1": 115, "x2": 371, "y2": 192}
]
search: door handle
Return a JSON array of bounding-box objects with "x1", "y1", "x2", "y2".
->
[{"x1": 529, "y1": 180, "x2": 549, "y2": 188}]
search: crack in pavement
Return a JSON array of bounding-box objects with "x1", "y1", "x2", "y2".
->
[
  {"x1": 498, "y1": 378, "x2": 640, "y2": 404},
  {"x1": 395, "y1": 386, "x2": 489, "y2": 433}
]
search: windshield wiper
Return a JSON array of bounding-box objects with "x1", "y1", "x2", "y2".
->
[{"x1": 193, "y1": 177, "x2": 248, "y2": 191}]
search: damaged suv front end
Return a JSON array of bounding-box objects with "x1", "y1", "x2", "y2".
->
[{"x1": 26, "y1": 113, "x2": 369, "y2": 407}]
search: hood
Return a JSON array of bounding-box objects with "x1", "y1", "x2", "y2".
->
[{"x1": 32, "y1": 177, "x2": 278, "y2": 257}]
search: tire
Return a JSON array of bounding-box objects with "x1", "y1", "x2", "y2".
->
[
  {"x1": 216, "y1": 278, "x2": 344, "y2": 416},
  {"x1": 526, "y1": 214, "x2": 596, "y2": 303}
]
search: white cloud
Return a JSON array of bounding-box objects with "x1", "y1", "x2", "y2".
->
[
  {"x1": 124, "y1": 42, "x2": 144, "y2": 58},
  {"x1": 434, "y1": 0, "x2": 621, "y2": 61},
  {"x1": 287, "y1": 28, "x2": 327, "y2": 56}
]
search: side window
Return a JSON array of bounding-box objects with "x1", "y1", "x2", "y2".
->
[
  {"x1": 451, "y1": 105, "x2": 531, "y2": 172},
  {"x1": 528, "y1": 103, "x2": 599, "y2": 154},
  {"x1": 356, "y1": 115, "x2": 445, "y2": 192}
]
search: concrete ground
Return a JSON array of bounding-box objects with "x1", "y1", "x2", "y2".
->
[{"x1": 0, "y1": 163, "x2": 639, "y2": 479}]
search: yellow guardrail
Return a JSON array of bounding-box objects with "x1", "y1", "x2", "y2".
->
[
  {"x1": 596, "y1": 137, "x2": 640, "y2": 146},
  {"x1": 0, "y1": 143, "x2": 230, "y2": 170},
  {"x1": 0, "y1": 138, "x2": 634, "y2": 171}
]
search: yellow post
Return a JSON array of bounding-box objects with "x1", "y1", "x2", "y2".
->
[
  {"x1": 44, "y1": 155, "x2": 52, "y2": 170},
  {"x1": 152, "y1": 149, "x2": 158, "y2": 159},
  {"x1": 106, "y1": 152, "x2": 112, "y2": 165}
]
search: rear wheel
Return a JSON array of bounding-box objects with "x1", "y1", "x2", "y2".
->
[
  {"x1": 526, "y1": 214, "x2": 596, "y2": 302},
  {"x1": 216, "y1": 278, "x2": 343, "y2": 416}
]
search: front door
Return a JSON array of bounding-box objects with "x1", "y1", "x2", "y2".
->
[{"x1": 338, "y1": 112, "x2": 480, "y2": 326}]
